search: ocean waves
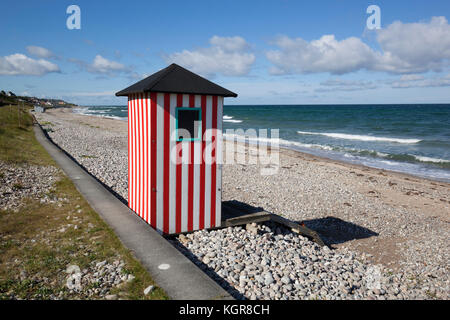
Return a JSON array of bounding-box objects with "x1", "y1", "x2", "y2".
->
[
  {"x1": 223, "y1": 115, "x2": 243, "y2": 123},
  {"x1": 297, "y1": 131, "x2": 421, "y2": 144},
  {"x1": 73, "y1": 107, "x2": 127, "y2": 121},
  {"x1": 72, "y1": 104, "x2": 450, "y2": 182},
  {"x1": 224, "y1": 133, "x2": 450, "y2": 170}
]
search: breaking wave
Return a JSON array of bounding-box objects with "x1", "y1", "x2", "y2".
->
[{"x1": 297, "y1": 131, "x2": 421, "y2": 144}]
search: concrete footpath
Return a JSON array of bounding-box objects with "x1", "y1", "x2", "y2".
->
[{"x1": 33, "y1": 123, "x2": 233, "y2": 300}]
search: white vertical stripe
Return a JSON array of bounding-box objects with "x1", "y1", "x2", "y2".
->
[
  {"x1": 149, "y1": 93, "x2": 154, "y2": 225},
  {"x1": 139, "y1": 95, "x2": 144, "y2": 219},
  {"x1": 181, "y1": 94, "x2": 189, "y2": 232},
  {"x1": 128, "y1": 97, "x2": 132, "y2": 208},
  {"x1": 143, "y1": 94, "x2": 148, "y2": 223},
  {"x1": 169, "y1": 94, "x2": 177, "y2": 233},
  {"x1": 130, "y1": 95, "x2": 133, "y2": 211},
  {"x1": 204, "y1": 95, "x2": 212, "y2": 229},
  {"x1": 216, "y1": 96, "x2": 223, "y2": 227},
  {"x1": 135, "y1": 96, "x2": 139, "y2": 216},
  {"x1": 193, "y1": 95, "x2": 201, "y2": 231},
  {"x1": 132, "y1": 94, "x2": 136, "y2": 212},
  {"x1": 137, "y1": 95, "x2": 142, "y2": 216},
  {"x1": 156, "y1": 93, "x2": 165, "y2": 231},
  {"x1": 141, "y1": 95, "x2": 145, "y2": 221}
]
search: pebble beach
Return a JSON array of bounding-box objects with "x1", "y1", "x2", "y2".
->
[{"x1": 34, "y1": 107, "x2": 450, "y2": 300}]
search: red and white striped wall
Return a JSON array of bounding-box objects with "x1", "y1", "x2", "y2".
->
[{"x1": 127, "y1": 92, "x2": 223, "y2": 234}]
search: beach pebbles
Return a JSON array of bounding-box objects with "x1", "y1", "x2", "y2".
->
[{"x1": 35, "y1": 111, "x2": 449, "y2": 300}]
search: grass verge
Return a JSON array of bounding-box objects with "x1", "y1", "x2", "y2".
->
[{"x1": 0, "y1": 105, "x2": 168, "y2": 300}]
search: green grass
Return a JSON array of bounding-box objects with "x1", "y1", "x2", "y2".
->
[
  {"x1": 0, "y1": 104, "x2": 54, "y2": 166},
  {"x1": 0, "y1": 105, "x2": 168, "y2": 300}
]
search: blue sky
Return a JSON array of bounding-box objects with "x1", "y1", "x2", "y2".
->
[{"x1": 1, "y1": 0, "x2": 450, "y2": 105}]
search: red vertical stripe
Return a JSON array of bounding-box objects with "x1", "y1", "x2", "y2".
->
[
  {"x1": 136, "y1": 94, "x2": 140, "y2": 215},
  {"x1": 130, "y1": 95, "x2": 133, "y2": 211},
  {"x1": 199, "y1": 95, "x2": 206, "y2": 230},
  {"x1": 187, "y1": 94, "x2": 195, "y2": 231},
  {"x1": 144, "y1": 94, "x2": 148, "y2": 223},
  {"x1": 211, "y1": 96, "x2": 218, "y2": 227},
  {"x1": 144, "y1": 93, "x2": 150, "y2": 223},
  {"x1": 137, "y1": 95, "x2": 141, "y2": 218},
  {"x1": 133, "y1": 94, "x2": 138, "y2": 213},
  {"x1": 133, "y1": 95, "x2": 136, "y2": 212},
  {"x1": 150, "y1": 93, "x2": 157, "y2": 228},
  {"x1": 175, "y1": 94, "x2": 183, "y2": 233},
  {"x1": 128, "y1": 97, "x2": 131, "y2": 209},
  {"x1": 141, "y1": 95, "x2": 145, "y2": 220},
  {"x1": 163, "y1": 93, "x2": 171, "y2": 233},
  {"x1": 139, "y1": 95, "x2": 142, "y2": 219},
  {"x1": 142, "y1": 94, "x2": 146, "y2": 222},
  {"x1": 138, "y1": 94, "x2": 144, "y2": 218}
]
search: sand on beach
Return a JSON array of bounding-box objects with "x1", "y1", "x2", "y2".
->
[{"x1": 35, "y1": 107, "x2": 449, "y2": 286}]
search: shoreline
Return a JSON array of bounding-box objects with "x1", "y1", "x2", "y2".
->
[{"x1": 63, "y1": 106, "x2": 450, "y2": 186}]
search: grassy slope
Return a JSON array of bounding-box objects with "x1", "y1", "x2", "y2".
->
[{"x1": 0, "y1": 104, "x2": 168, "y2": 300}]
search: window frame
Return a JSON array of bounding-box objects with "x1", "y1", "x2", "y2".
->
[{"x1": 175, "y1": 107, "x2": 202, "y2": 142}]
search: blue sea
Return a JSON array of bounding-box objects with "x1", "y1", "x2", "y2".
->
[{"x1": 73, "y1": 104, "x2": 450, "y2": 182}]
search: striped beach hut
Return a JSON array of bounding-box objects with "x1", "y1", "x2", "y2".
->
[{"x1": 115, "y1": 63, "x2": 237, "y2": 234}]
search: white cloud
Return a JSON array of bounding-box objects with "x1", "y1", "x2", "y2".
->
[
  {"x1": 65, "y1": 90, "x2": 115, "y2": 97},
  {"x1": 0, "y1": 53, "x2": 60, "y2": 76},
  {"x1": 317, "y1": 79, "x2": 377, "y2": 92},
  {"x1": 267, "y1": 35, "x2": 376, "y2": 75},
  {"x1": 266, "y1": 16, "x2": 450, "y2": 75},
  {"x1": 26, "y1": 46, "x2": 55, "y2": 59},
  {"x1": 399, "y1": 74, "x2": 424, "y2": 81},
  {"x1": 87, "y1": 55, "x2": 128, "y2": 74},
  {"x1": 209, "y1": 35, "x2": 249, "y2": 52},
  {"x1": 69, "y1": 55, "x2": 130, "y2": 75},
  {"x1": 375, "y1": 16, "x2": 450, "y2": 73},
  {"x1": 391, "y1": 74, "x2": 450, "y2": 88},
  {"x1": 164, "y1": 36, "x2": 255, "y2": 77}
]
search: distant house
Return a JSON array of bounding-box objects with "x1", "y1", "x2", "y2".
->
[{"x1": 33, "y1": 105, "x2": 45, "y2": 113}]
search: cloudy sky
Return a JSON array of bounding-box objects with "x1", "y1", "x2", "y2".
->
[{"x1": 1, "y1": 0, "x2": 450, "y2": 105}]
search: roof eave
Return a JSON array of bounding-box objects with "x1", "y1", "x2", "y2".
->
[{"x1": 115, "y1": 89, "x2": 237, "y2": 98}]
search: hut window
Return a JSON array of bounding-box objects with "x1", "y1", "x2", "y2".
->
[{"x1": 176, "y1": 107, "x2": 202, "y2": 141}]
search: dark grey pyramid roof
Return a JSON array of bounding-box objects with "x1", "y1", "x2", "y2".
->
[{"x1": 115, "y1": 63, "x2": 237, "y2": 97}]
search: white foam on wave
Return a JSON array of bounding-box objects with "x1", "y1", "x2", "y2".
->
[
  {"x1": 223, "y1": 133, "x2": 333, "y2": 151},
  {"x1": 72, "y1": 107, "x2": 90, "y2": 115},
  {"x1": 223, "y1": 115, "x2": 233, "y2": 120},
  {"x1": 72, "y1": 108, "x2": 127, "y2": 121},
  {"x1": 223, "y1": 133, "x2": 450, "y2": 182},
  {"x1": 297, "y1": 131, "x2": 421, "y2": 144},
  {"x1": 413, "y1": 155, "x2": 450, "y2": 163},
  {"x1": 223, "y1": 119, "x2": 243, "y2": 123}
]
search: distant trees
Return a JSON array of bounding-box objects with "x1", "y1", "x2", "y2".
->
[
  {"x1": 0, "y1": 90, "x2": 18, "y2": 106},
  {"x1": 0, "y1": 90, "x2": 15, "y2": 97}
]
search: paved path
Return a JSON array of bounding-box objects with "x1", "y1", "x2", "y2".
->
[{"x1": 34, "y1": 123, "x2": 232, "y2": 300}]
